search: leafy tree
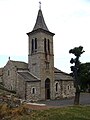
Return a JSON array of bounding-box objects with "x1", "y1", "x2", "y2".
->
[
  {"x1": 78, "y1": 63, "x2": 90, "y2": 92},
  {"x1": 69, "y1": 46, "x2": 85, "y2": 105}
]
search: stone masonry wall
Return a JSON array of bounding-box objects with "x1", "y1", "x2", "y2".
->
[
  {"x1": 54, "y1": 81, "x2": 62, "y2": 99},
  {"x1": 28, "y1": 31, "x2": 55, "y2": 100},
  {"x1": 61, "y1": 80, "x2": 75, "y2": 98},
  {"x1": 3, "y1": 61, "x2": 17, "y2": 91},
  {"x1": 16, "y1": 73, "x2": 25, "y2": 99},
  {"x1": 26, "y1": 81, "x2": 41, "y2": 101},
  {"x1": 54, "y1": 80, "x2": 75, "y2": 99},
  {"x1": 0, "y1": 76, "x2": 2, "y2": 83}
]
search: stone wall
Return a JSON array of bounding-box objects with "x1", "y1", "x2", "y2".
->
[
  {"x1": 26, "y1": 81, "x2": 41, "y2": 101},
  {"x1": 61, "y1": 80, "x2": 75, "y2": 98},
  {"x1": 16, "y1": 73, "x2": 25, "y2": 99},
  {"x1": 0, "y1": 68, "x2": 3, "y2": 83},
  {"x1": 0, "y1": 76, "x2": 2, "y2": 83},
  {"x1": 54, "y1": 80, "x2": 75, "y2": 99},
  {"x1": 54, "y1": 81, "x2": 62, "y2": 99},
  {"x1": 17, "y1": 73, "x2": 41, "y2": 101},
  {"x1": 28, "y1": 32, "x2": 54, "y2": 78},
  {"x1": 28, "y1": 31, "x2": 55, "y2": 100},
  {"x1": 3, "y1": 61, "x2": 17, "y2": 91}
]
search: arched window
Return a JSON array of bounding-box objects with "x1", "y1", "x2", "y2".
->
[
  {"x1": 67, "y1": 86, "x2": 70, "y2": 90},
  {"x1": 8, "y1": 70, "x2": 10, "y2": 76},
  {"x1": 56, "y1": 83, "x2": 58, "y2": 92},
  {"x1": 44, "y1": 38, "x2": 47, "y2": 53},
  {"x1": 32, "y1": 38, "x2": 37, "y2": 53},
  {"x1": 32, "y1": 39, "x2": 34, "y2": 53},
  {"x1": 31, "y1": 87, "x2": 36, "y2": 94},
  {"x1": 35, "y1": 38, "x2": 37, "y2": 50},
  {"x1": 48, "y1": 39, "x2": 50, "y2": 53}
]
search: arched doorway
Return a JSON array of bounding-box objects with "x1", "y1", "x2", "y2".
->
[{"x1": 45, "y1": 78, "x2": 50, "y2": 99}]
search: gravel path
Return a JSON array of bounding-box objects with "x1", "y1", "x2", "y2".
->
[
  {"x1": 37, "y1": 93, "x2": 90, "y2": 107},
  {"x1": 26, "y1": 93, "x2": 90, "y2": 110}
]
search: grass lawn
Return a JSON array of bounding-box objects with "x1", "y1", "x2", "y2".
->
[
  {"x1": 25, "y1": 106, "x2": 90, "y2": 120},
  {"x1": 0, "y1": 104, "x2": 90, "y2": 120}
]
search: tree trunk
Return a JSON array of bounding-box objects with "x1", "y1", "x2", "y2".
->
[{"x1": 74, "y1": 88, "x2": 80, "y2": 105}]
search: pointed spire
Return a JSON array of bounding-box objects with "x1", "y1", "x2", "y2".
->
[
  {"x1": 33, "y1": 4, "x2": 49, "y2": 31},
  {"x1": 27, "y1": 3, "x2": 55, "y2": 36}
]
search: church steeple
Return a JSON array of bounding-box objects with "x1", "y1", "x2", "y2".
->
[
  {"x1": 27, "y1": 4, "x2": 55, "y2": 100},
  {"x1": 27, "y1": 3, "x2": 54, "y2": 36},
  {"x1": 33, "y1": 8, "x2": 49, "y2": 31}
]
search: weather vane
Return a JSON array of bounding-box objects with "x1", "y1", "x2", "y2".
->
[{"x1": 39, "y1": 1, "x2": 41, "y2": 10}]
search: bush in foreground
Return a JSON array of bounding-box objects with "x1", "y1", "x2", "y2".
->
[{"x1": 0, "y1": 103, "x2": 90, "y2": 120}]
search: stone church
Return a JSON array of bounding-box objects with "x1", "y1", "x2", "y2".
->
[{"x1": 0, "y1": 6, "x2": 75, "y2": 101}]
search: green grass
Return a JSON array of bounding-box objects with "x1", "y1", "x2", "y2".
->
[
  {"x1": 30, "y1": 106, "x2": 90, "y2": 120},
  {"x1": 0, "y1": 104, "x2": 90, "y2": 120}
]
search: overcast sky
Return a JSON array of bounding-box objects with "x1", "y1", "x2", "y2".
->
[{"x1": 0, "y1": 0, "x2": 90, "y2": 73}]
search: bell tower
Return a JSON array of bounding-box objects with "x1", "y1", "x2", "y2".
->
[{"x1": 27, "y1": 4, "x2": 55, "y2": 100}]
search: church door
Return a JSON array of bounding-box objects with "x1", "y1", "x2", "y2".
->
[{"x1": 45, "y1": 79, "x2": 50, "y2": 99}]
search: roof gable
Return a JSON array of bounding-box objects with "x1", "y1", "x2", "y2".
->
[
  {"x1": 4, "y1": 60, "x2": 28, "y2": 70},
  {"x1": 54, "y1": 67, "x2": 73, "y2": 81},
  {"x1": 10, "y1": 60, "x2": 28, "y2": 70}
]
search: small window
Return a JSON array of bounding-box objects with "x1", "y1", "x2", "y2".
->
[
  {"x1": 44, "y1": 38, "x2": 47, "y2": 53},
  {"x1": 8, "y1": 70, "x2": 10, "y2": 76},
  {"x1": 31, "y1": 87, "x2": 36, "y2": 94},
  {"x1": 67, "y1": 86, "x2": 70, "y2": 90},
  {"x1": 46, "y1": 62, "x2": 49, "y2": 69},
  {"x1": 32, "y1": 38, "x2": 37, "y2": 53},
  {"x1": 56, "y1": 83, "x2": 58, "y2": 92},
  {"x1": 32, "y1": 39, "x2": 34, "y2": 53},
  {"x1": 35, "y1": 38, "x2": 37, "y2": 50},
  {"x1": 48, "y1": 39, "x2": 50, "y2": 53}
]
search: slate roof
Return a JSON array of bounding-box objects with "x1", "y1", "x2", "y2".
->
[
  {"x1": 10, "y1": 60, "x2": 28, "y2": 70},
  {"x1": 3, "y1": 59, "x2": 73, "y2": 81},
  {"x1": 33, "y1": 9, "x2": 49, "y2": 31},
  {"x1": 54, "y1": 67, "x2": 64, "y2": 73},
  {"x1": 54, "y1": 67, "x2": 73, "y2": 81},
  {"x1": 18, "y1": 71, "x2": 41, "y2": 82},
  {"x1": 27, "y1": 8, "x2": 55, "y2": 36}
]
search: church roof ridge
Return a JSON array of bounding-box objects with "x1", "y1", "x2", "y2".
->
[
  {"x1": 54, "y1": 67, "x2": 70, "y2": 75},
  {"x1": 10, "y1": 60, "x2": 27, "y2": 64},
  {"x1": 33, "y1": 9, "x2": 49, "y2": 31},
  {"x1": 9, "y1": 60, "x2": 28, "y2": 69}
]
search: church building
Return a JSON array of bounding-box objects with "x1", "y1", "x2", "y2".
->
[{"x1": 0, "y1": 5, "x2": 75, "y2": 101}]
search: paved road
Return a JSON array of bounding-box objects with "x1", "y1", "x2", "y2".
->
[{"x1": 37, "y1": 93, "x2": 90, "y2": 107}]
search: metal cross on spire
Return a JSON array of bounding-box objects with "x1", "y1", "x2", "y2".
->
[{"x1": 39, "y1": 1, "x2": 41, "y2": 10}]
